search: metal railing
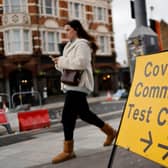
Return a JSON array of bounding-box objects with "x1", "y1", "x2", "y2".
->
[{"x1": 11, "y1": 91, "x2": 42, "y2": 108}]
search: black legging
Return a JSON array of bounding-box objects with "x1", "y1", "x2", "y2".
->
[{"x1": 62, "y1": 91, "x2": 105, "y2": 140}]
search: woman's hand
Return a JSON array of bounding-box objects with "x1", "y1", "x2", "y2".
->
[{"x1": 49, "y1": 56, "x2": 59, "y2": 64}]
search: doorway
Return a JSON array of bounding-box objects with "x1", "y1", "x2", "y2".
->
[{"x1": 9, "y1": 68, "x2": 33, "y2": 106}]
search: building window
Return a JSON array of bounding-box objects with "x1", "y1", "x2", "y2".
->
[
  {"x1": 97, "y1": 36, "x2": 110, "y2": 55},
  {"x1": 41, "y1": 31, "x2": 60, "y2": 54},
  {"x1": 40, "y1": 0, "x2": 58, "y2": 16},
  {"x1": 4, "y1": 29, "x2": 32, "y2": 55},
  {"x1": 93, "y1": 6, "x2": 107, "y2": 22},
  {"x1": 4, "y1": 0, "x2": 27, "y2": 13},
  {"x1": 69, "y1": 2, "x2": 85, "y2": 20},
  {"x1": 23, "y1": 30, "x2": 30, "y2": 51}
]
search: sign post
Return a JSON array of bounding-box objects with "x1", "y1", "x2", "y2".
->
[{"x1": 113, "y1": 52, "x2": 168, "y2": 167}]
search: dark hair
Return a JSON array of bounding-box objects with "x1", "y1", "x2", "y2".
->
[{"x1": 66, "y1": 20, "x2": 98, "y2": 54}]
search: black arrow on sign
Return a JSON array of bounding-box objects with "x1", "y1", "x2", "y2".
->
[
  {"x1": 158, "y1": 143, "x2": 168, "y2": 160},
  {"x1": 140, "y1": 131, "x2": 153, "y2": 153}
]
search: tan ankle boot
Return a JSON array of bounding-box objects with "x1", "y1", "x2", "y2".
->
[
  {"x1": 101, "y1": 123, "x2": 117, "y2": 146},
  {"x1": 52, "y1": 140, "x2": 76, "y2": 164}
]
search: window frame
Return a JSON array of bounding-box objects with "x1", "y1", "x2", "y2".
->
[
  {"x1": 93, "y1": 6, "x2": 108, "y2": 23},
  {"x1": 4, "y1": 28, "x2": 32, "y2": 55},
  {"x1": 97, "y1": 35, "x2": 111, "y2": 55},
  {"x1": 39, "y1": 0, "x2": 59, "y2": 17},
  {"x1": 41, "y1": 30, "x2": 61, "y2": 54},
  {"x1": 69, "y1": 1, "x2": 85, "y2": 20},
  {"x1": 3, "y1": 0, "x2": 28, "y2": 14}
]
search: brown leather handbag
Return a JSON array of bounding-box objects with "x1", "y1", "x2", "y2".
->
[{"x1": 61, "y1": 69, "x2": 83, "y2": 86}]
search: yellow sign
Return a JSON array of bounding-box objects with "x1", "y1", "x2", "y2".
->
[{"x1": 116, "y1": 52, "x2": 168, "y2": 168}]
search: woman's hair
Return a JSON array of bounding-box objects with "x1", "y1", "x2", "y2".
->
[{"x1": 66, "y1": 20, "x2": 98, "y2": 54}]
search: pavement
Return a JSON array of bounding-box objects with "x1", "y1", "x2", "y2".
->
[
  {"x1": 0, "y1": 117, "x2": 163, "y2": 168},
  {"x1": 0, "y1": 94, "x2": 165, "y2": 168}
]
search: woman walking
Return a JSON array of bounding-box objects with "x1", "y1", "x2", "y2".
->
[{"x1": 51, "y1": 20, "x2": 117, "y2": 164}]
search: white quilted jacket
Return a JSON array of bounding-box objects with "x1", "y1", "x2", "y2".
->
[{"x1": 55, "y1": 38, "x2": 94, "y2": 94}]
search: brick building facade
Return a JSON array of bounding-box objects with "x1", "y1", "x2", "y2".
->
[{"x1": 0, "y1": 0, "x2": 118, "y2": 107}]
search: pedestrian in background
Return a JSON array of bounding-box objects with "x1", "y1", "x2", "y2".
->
[{"x1": 51, "y1": 20, "x2": 117, "y2": 164}]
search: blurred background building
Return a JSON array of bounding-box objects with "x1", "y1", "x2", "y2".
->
[
  {"x1": 150, "y1": 19, "x2": 168, "y2": 51},
  {"x1": 0, "y1": 0, "x2": 121, "y2": 107}
]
